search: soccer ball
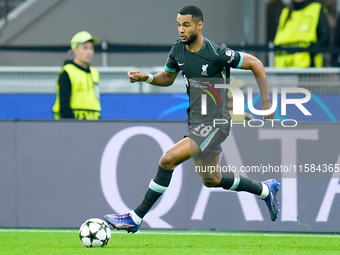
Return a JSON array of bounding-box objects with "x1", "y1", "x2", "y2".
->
[{"x1": 79, "y1": 218, "x2": 111, "y2": 247}]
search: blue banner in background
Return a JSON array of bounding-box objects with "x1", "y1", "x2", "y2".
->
[
  {"x1": 0, "y1": 94, "x2": 339, "y2": 121},
  {"x1": 100, "y1": 94, "x2": 188, "y2": 120}
]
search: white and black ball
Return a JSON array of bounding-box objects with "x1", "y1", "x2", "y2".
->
[{"x1": 79, "y1": 218, "x2": 111, "y2": 247}]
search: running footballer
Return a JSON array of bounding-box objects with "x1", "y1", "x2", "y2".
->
[{"x1": 105, "y1": 5, "x2": 279, "y2": 233}]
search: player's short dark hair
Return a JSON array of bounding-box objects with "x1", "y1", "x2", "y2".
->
[{"x1": 179, "y1": 5, "x2": 203, "y2": 22}]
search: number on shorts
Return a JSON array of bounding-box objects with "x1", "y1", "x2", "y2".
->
[{"x1": 194, "y1": 124, "x2": 213, "y2": 137}]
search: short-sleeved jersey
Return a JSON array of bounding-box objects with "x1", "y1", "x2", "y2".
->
[{"x1": 165, "y1": 37, "x2": 244, "y2": 126}]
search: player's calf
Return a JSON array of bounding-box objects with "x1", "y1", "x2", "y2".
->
[{"x1": 202, "y1": 177, "x2": 222, "y2": 187}]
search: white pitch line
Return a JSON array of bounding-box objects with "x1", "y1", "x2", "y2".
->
[
  {"x1": 0, "y1": 229, "x2": 77, "y2": 233},
  {"x1": 0, "y1": 228, "x2": 339, "y2": 238},
  {"x1": 135, "y1": 231, "x2": 340, "y2": 238}
]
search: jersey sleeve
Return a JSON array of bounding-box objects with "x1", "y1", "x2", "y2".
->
[
  {"x1": 59, "y1": 71, "x2": 75, "y2": 118},
  {"x1": 164, "y1": 45, "x2": 180, "y2": 73},
  {"x1": 221, "y1": 48, "x2": 244, "y2": 69}
]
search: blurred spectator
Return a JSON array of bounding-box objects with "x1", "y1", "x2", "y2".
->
[
  {"x1": 52, "y1": 31, "x2": 101, "y2": 120},
  {"x1": 332, "y1": 14, "x2": 340, "y2": 66},
  {"x1": 274, "y1": 0, "x2": 330, "y2": 67},
  {"x1": 266, "y1": 0, "x2": 285, "y2": 43}
]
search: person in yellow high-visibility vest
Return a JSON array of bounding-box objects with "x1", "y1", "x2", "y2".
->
[
  {"x1": 52, "y1": 31, "x2": 101, "y2": 120},
  {"x1": 274, "y1": 0, "x2": 330, "y2": 67}
]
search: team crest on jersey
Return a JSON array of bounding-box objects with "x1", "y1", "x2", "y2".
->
[{"x1": 201, "y1": 64, "x2": 208, "y2": 76}]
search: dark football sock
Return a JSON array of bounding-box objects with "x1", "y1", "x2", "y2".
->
[
  {"x1": 134, "y1": 166, "x2": 173, "y2": 219},
  {"x1": 216, "y1": 171, "x2": 234, "y2": 189},
  {"x1": 217, "y1": 172, "x2": 263, "y2": 196}
]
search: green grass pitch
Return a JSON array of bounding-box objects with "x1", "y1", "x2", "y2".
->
[{"x1": 0, "y1": 228, "x2": 339, "y2": 255}]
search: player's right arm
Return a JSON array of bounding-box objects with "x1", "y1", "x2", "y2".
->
[
  {"x1": 128, "y1": 43, "x2": 180, "y2": 86},
  {"x1": 127, "y1": 70, "x2": 178, "y2": 86}
]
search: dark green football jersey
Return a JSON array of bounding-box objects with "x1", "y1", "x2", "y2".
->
[{"x1": 165, "y1": 37, "x2": 244, "y2": 125}]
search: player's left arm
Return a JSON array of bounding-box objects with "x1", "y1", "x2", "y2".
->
[{"x1": 239, "y1": 53, "x2": 274, "y2": 120}]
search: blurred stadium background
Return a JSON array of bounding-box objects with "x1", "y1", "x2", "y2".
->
[{"x1": 0, "y1": 0, "x2": 340, "y2": 236}]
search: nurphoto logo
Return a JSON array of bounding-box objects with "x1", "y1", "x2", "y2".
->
[{"x1": 201, "y1": 84, "x2": 312, "y2": 128}]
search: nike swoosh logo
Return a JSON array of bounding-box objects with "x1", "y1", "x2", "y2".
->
[{"x1": 178, "y1": 63, "x2": 185, "y2": 66}]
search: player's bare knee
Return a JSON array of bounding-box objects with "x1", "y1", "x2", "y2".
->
[
  {"x1": 202, "y1": 178, "x2": 220, "y2": 187},
  {"x1": 159, "y1": 152, "x2": 176, "y2": 169}
]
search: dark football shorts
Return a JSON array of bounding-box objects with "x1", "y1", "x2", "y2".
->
[{"x1": 186, "y1": 121, "x2": 230, "y2": 161}]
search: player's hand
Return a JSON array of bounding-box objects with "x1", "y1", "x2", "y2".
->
[
  {"x1": 127, "y1": 71, "x2": 148, "y2": 83},
  {"x1": 262, "y1": 100, "x2": 275, "y2": 120}
]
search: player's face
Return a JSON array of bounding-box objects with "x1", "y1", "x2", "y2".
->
[
  {"x1": 177, "y1": 14, "x2": 202, "y2": 45},
  {"x1": 73, "y1": 42, "x2": 94, "y2": 64}
]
